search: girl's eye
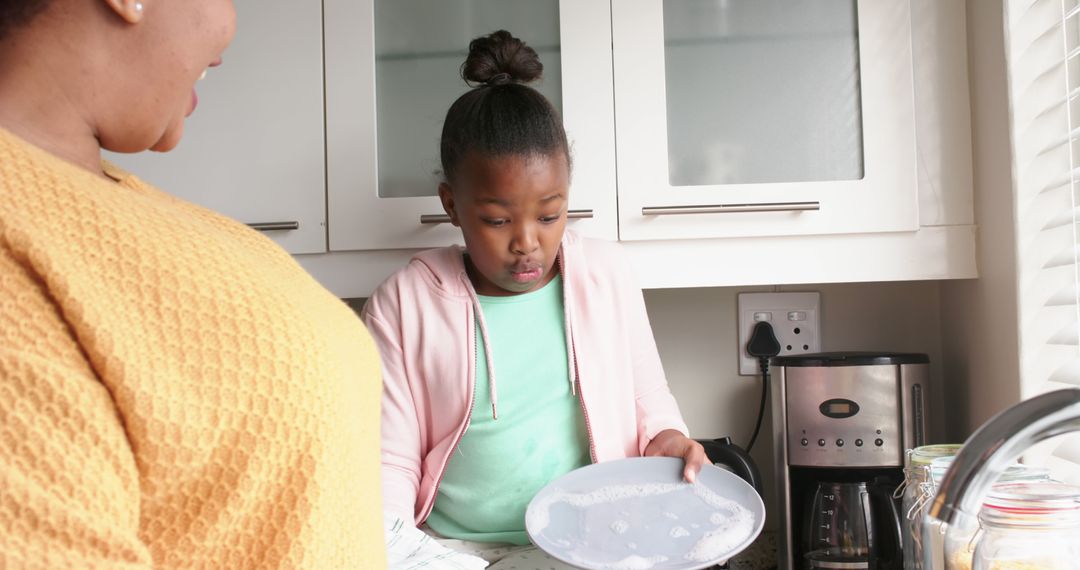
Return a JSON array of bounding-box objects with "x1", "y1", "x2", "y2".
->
[
  {"x1": 482, "y1": 218, "x2": 508, "y2": 228},
  {"x1": 540, "y1": 214, "x2": 562, "y2": 224}
]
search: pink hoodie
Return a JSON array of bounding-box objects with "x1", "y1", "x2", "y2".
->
[{"x1": 362, "y1": 230, "x2": 689, "y2": 524}]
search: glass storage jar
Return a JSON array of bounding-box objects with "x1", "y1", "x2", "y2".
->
[
  {"x1": 933, "y1": 461, "x2": 1051, "y2": 570},
  {"x1": 972, "y1": 482, "x2": 1080, "y2": 570},
  {"x1": 900, "y1": 444, "x2": 963, "y2": 569}
]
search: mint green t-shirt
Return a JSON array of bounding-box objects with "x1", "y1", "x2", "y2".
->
[{"x1": 426, "y1": 275, "x2": 591, "y2": 544}]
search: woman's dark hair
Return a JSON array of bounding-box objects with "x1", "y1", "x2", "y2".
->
[
  {"x1": 0, "y1": 0, "x2": 52, "y2": 41},
  {"x1": 440, "y1": 30, "x2": 571, "y2": 183}
]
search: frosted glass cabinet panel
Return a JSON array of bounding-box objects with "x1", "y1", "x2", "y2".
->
[
  {"x1": 664, "y1": 0, "x2": 864, "y2": 186},
  {"x1": 375, "y1": 0, "x2": 562, "y2": 198},
  {"x1": 613, "y1": 0, "x2": 918, "y2": 241},
  {"x1": 326, "y1": 0, "x2": 617, "y2": 251}
]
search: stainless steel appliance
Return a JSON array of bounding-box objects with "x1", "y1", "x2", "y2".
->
[{"x1": 772, "y1": 352, "x2": 929, "y2": 570}]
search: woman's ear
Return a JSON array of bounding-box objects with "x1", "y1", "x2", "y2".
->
[
  {"x1": 102, "y1": 0, "x2": 145, "y2": 24},
  {"x1": 438, "y1": 182, "x2": 460, "y2": 227}
]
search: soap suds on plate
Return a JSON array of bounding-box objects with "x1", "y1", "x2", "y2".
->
[
  {"x1": 526, "y1": 483, "x2": 686, "y2": 534},
  {"x1": 528, "y1": 477, "x2": 758, "y2": 568},
  {"x1": 685, "y1": 502, "x2": 756, "y2": 562}
]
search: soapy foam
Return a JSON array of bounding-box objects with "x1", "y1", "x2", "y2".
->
[
  {"x1": 528, "y1": 480, "x2": 757, "y2": 567},
  {"x1": 686, "y1": 501, "x2": 755, "y2": 562},
  {"x1": 663, "y1": 512, "x2": 679, "y2": 520},
  {"x1": 527, "y1": 483, "x2": 686, "y2": 533}
]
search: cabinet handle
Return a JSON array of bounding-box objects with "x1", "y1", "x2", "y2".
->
[
  {"x1": 419, "y1": 209, "x2": 595, "y2": 225},
  {"x1": 641, "y1": 202, "x2": 820, "y2": 216},
  {"x1": 247, "y1": 221, "x2": 300, "y2": 231}
]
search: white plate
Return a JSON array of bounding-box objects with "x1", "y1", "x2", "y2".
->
[{"x1": 525, "y1": 457, "x2": 766, "y2": 570}]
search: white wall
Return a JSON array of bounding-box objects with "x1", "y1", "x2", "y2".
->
[
  {"x1": 644, "y1": 281, "x2": 946, "y2": 529},
  {"x1": 938, "y1": 0, "x2": 1021, "y2": 438}
]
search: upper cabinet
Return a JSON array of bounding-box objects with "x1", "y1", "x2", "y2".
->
[
  {"x1": 323, "y1": 0, "x2": 618, "y2": 251},
  {"x1": 612, "y1": 0, "x2": 920, "y2": 241},
  {"x1": 105, "y1": 0, "x2": 977, "y2": 295},
  {"x1": 106, "y1": 2, "x2": 327, "y2": 254}
]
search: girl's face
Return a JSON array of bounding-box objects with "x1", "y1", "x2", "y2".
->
[{"x1": 439, "y1": 151, "x2": 570, "y2": 297}]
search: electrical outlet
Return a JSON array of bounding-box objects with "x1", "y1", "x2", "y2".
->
[{"x1": 737, "y1": 292, "x2": 821, "y2": 375}]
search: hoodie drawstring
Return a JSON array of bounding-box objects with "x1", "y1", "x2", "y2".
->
[
  {"x1": 557, "y1": 251, "x2": 577, "y2": 396},
  {"x1": 463, "y1": 273, "x2": 499, "y2": 420},
  {"x1": 460, "y1": 246, "x2": 576, "y2": 420}
]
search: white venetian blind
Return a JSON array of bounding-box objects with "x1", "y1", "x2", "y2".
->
[
  {"x1": 1006, "y1": 0, "x2": 1080, "y2": 480},
  {"x1": 1006, "y1": 0, "x2": 1080, "y2": 392}
]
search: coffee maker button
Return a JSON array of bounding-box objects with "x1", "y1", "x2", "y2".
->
[
  {"x1": 817, "y1": 439, "x2": 826, "y2": 447},
  {"x1": 801, "y1": 438, "x2": 809, "y2": 446},
  {"x1": 874, "y1": 438, "x2": 884, "y2": 447},
  {"x1": 855, "y1": 439, "x2": 864, "y2": 447},
  {"x1": 836, "y1": 439, "x2": 844, "y2": 447}
]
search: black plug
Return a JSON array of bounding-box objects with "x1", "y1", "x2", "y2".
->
[
  {"x1": 747, "y1": 321, "x2": 782, "y2": 362},
  {"x1": 744, "y1": 321, "x2": 780, "y2": 453}
]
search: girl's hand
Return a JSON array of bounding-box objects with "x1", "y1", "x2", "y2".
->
[{"x1": 643, "y1": 429, "x2": 707, "y2": 483}]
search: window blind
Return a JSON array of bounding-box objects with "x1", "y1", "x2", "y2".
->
[
  {"x1": 1005, "y1": 0, "x2": 1080, "y2": 477},
  {"x1": 1006, "y1": 0, "x2": 1080, "y2": 392}
]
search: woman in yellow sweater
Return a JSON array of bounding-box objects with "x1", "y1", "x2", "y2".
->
[{"x1": 0, "y1": 1, "x2": 385, "y2": 568}]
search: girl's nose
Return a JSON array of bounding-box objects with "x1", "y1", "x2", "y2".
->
[{"x1": 510, "y1": 225, "x2": 540, "y2": 255}]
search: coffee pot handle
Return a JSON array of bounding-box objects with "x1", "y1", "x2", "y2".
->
[
  {"x1": 869, "y1": 481, "x2": 905, "y2": 570},
  {"x1": 861, "y1": 490, "x2": 875, "y2": 561}
]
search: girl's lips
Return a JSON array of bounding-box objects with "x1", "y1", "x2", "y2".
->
[{"x1": 510, "y1": 268, "x2": 543, "y2": 283}]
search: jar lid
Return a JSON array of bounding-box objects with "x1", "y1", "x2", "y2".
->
[
  {"x1": 981, "y1": 482, "x2": 1080, "y2": 527},
  {"x1": 928, "y1": 458, "x2": 1051, "y2": 486},
  {"x1": 909, "y1": 444, "x2": 963, "y2": 467}
]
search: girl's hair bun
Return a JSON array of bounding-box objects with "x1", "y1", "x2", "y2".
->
[{"x1": 461, "y1": 30, "x2": 543, "y2": 87}]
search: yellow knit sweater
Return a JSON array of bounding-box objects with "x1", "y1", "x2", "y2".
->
[{"x1": 0, "y1": 128, "x2": 386, "y2": 568}]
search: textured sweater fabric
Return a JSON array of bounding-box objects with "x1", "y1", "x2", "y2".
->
[{"x1": 0, "y1": 127, "x2": 386, "y2": 568}]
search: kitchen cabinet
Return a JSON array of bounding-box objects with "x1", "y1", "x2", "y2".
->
[
  {"x1": 106, "y1": 1, "x2": 327, "y2": 254},
  {"x1": 107, "y1": 0, "x2": 977, "y2": 296},
  {"x1": 612, "y1": 0, "x2": 920, "y2": 241},
  {"x1": 323, "y1": 0, "x2": 618, "y2": 251}
]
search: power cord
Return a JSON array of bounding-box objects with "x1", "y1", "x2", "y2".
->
[{"x1": 745, "y1": 321, "x2": 781, "y2": 453}]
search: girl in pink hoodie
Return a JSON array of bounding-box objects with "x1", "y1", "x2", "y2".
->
[{"x1": 364, "y1": 30, "x2": 704, "y2": 569}]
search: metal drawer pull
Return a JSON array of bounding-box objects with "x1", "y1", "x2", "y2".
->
[
  {"x1": 641, "y1": 202, "x2": 820, "y2": 216},
  {"x1": 247, "y1": 221, "x2": 300, "y2": 231},
  {"x1": 420, "y1": 209, "x2": 595, "y2": 225}
]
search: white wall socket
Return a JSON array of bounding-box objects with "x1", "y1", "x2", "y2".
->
[{"x1": 737, "y1": 292, "x2": 821, "y2": 375}]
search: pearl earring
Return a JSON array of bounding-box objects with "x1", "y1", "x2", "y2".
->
[{"x1": 134, "y1": 2, "x2": 144, "y2": 13}]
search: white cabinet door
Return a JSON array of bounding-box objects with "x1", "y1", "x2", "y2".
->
[
  {"x1": 612, "y1": 0, "x2": 918, "y2": 241},
  {"x1": 106, "y1": 1, "x2": 327, "y2": 254},
  {"x1": 324, "y1": 0, "x2": 617, "y2": 251}
]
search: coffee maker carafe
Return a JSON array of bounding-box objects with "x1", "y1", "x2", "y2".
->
[
  {"x1": 803, "y1": 480, "x2": 902, "y2": 569},
  {"x1": 771, "y1": 352, "x2": 927, "y2": 570}
]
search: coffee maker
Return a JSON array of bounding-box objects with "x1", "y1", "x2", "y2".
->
[{"x1": 771, "y1": 352, "x2": 928, "y2": 570}]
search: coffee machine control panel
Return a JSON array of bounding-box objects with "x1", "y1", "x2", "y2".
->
[{"x1": 784, "y1": 366, "x2": 905, "y2": 467}]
